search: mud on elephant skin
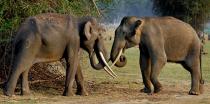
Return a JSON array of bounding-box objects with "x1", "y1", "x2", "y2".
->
[
  {"x1": 110, "y1": 16, "x2": 204, "y2": 95},
  {"x1": 4, "y1": 13, "x2": 115, "y2": 96}
]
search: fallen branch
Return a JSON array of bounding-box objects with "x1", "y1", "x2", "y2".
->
[{"x1": 29, "y1": 80, "x2": 52, "y2": 84}]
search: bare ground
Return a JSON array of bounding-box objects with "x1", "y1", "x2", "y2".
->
[
  {"x1": 0, "y1": 80, "x2": 210, "y2": 104},
  {"x1": 1, "y1": 39, "x2": 209, "y2": 104}
]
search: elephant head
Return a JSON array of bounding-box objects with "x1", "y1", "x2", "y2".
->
[
  {"x1": 80, "y1": 17, "x2": 116, "y2": 77},
  {"x1": 111, "y1": 16, "x2": 143, "y2": 67}
]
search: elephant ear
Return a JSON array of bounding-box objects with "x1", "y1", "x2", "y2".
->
[
  {"x1": 126, "y1": 19, "x2": 142, "y2": 45},
  {"x1": 84, "y1": 21, "x2": 92, "y2": 40},
  {"x1": 133, "y1": 20, "x2": 142, "y2": 36}
]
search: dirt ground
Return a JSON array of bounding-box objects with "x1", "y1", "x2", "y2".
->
[
  {"x1": 0, "y1": 34, "x2": 209, "y2": 104},
  {"x1": 0, "y1": 80, "x2": 210, "y2": 104}
]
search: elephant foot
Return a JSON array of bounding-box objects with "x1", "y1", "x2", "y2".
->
[
  {"x1": 154, "y1": 86, "x2": 163, "y2": 93},
  {"x1": 21, "y1": 90, "x2": 31, "y2": 96},
  {"x1": 189, "y1": 88, "x2": 200, "y2": 95},
  {"x1": 76, "y1": 90, "x2": 89, "y2": 96},
  {"x1": 3, "y1": 83, "x2": 15, "y2": 97},
  {"x1": 140, "y1": 87, "x2": 152, "y2": 93},
  {"x1": 189, "y1": 89, "x2": 199, "y2": 95},
  {"x1": 63, "y1": 90, "x2": 75, "y2": 96},
  {"x1": 3, "y1": 90, "x2": 14, "y2": 97}
]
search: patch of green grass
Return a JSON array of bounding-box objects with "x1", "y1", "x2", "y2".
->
[
  {"x1": 83, "y1": 41, "x2": 210, "y2": 85},
  {"x1": 82, "y1": 41, "x2": 140, "y2": 84},
  {"x1": 202, "y1": 41, "x2": 210, "y2": 82}
]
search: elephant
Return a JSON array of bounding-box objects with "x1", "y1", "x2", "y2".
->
[
  {"x1": 110, "y1": 16, "x2": 204, "y2": 95},
  {"x1": 4, "y1": 13, "x2": 116, "y2": 96}
]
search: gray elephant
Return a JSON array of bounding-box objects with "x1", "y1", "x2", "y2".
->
[
  {"x1": 110, "y1": 16, "x2": 204, "y2": 95},
  {"x1": 4, "y1": 13, "x2": 116, "y2": 96}
]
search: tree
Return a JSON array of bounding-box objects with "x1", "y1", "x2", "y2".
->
[{"x1": 152, "y1": 0, "x2": 210, "y2": 32}]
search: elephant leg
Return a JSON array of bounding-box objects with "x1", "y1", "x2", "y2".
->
[
  {"x1": 4, "y1": 39, "x2": 39, "y2": 96},
  {"x1": 150, "y1": 56, "x2": 166, "y2": 93},
  {"x1": 75, "y1": 64, "x2": 88, "y2": 96},
  {"x1": 20, "y1": 68, "x2": 31, "y2": 95},
  {"x1": 63, "y1": 46, "x2": 80, "y2": 96},
  {"x1": 4, "y1": 66, "x2": 22, "y2": 96},
  {"x1": 140, "y1": 52, "x2": 152, "y2": 93},
  {"x1": 4, "y1": 53, "x2": 34, "y2": 96},
  {"x1": 182, "y1": 59, "x2": 201, "y2": 95}
]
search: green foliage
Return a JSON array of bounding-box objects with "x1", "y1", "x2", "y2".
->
[
  {"x1": 152, "y1": 0, "x2": 210, "y2": 32},
  {"x1": 0, "y1": 0, "x2": 97, "y2": 42}
]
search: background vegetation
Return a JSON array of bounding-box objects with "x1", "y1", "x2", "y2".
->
[
  {"x1": 0, "y1": 0, "x2": 100, "y2": 42},
  {"x1": 152, "y1": 0, "x2": 210, "y2": 32},
  {"x1": 1, "y1": 0, "x2": 210, "y2": 42}
]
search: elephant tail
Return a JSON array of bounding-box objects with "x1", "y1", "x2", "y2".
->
[
  {"x1": 27, "y1": 17, "x2": 39, "y2": 33},
  {"x1": 200, "y1": 45, "x2": 204, "y2": 84}
]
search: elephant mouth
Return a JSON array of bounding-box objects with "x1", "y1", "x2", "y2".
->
[
  {"x1": 110, "y1": 49, "x2": 123, "y2": 67},
  {"x1": 111, "y1": 48, "x2": 127, "y2": 67},
  {"x1": 90, "y1": 51, "x2": 117, "y2": 78}
]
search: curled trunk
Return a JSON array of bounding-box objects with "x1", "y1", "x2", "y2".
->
[
  {"x1": 110, "y1": 36, "x2": 127, "y2": 67},
  {"x1": 111, "y1": 53, "x2": 127, "y2": 67},
  {"x1": 89, "y1": 51, "x2": 104, "y2": 70}
]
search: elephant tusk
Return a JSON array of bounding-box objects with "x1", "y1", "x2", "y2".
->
[
  {"x1": 99, "y1": 52, "x2": 117, "y2": 78},
  {"x1": 110, "y1": 49, "x2": 123, "y2": 67},
  {"x1": 103, "y1": 67, "x2": 116, "y2": 78}
]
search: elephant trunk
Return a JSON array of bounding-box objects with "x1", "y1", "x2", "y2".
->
[
  {"x1": 111, "y1": 50, "x2": 127, "y2": 67},
  {"x1": 110, "y1": 39, "x2": 127, "y2": 67},
  {"x1": 89, "y1": 51, "x2": 104, "y2": 70},
  {"x1": 89, "y1": 39, "x2": 108, "y2": 70},
  {"x1": 89, "y1": 39, "x2": 117, "y2": 78}
]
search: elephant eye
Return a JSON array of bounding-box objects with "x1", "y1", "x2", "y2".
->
[{"x1": 123, "y1": 31, "x2": 127, "y2": 35}]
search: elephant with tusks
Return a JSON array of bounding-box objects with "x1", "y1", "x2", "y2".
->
[
  {"x1": 109, "y1": 16, "x2": 204, "y2": 95},
  {"x1": 4, "y1": 13, "x2": 116, "y2": 96}
]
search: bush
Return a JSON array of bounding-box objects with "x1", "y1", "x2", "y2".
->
[
  {"x1": 0, "y1": 0, "x2": 98, "y2": 41},
  {"x1": 152, "y1": 0, "x2": 210, "y2": 32}
]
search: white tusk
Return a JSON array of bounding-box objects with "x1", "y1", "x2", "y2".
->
[
  {"x1": 103, "y1": 67, "x2": 116, "y2": 78},
  {"x1": 99, "y1": 52, "x2": 117, "y2": 77},
  {"x1": 111, "y1": 49, "x2": 123, "y2": 67}
]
